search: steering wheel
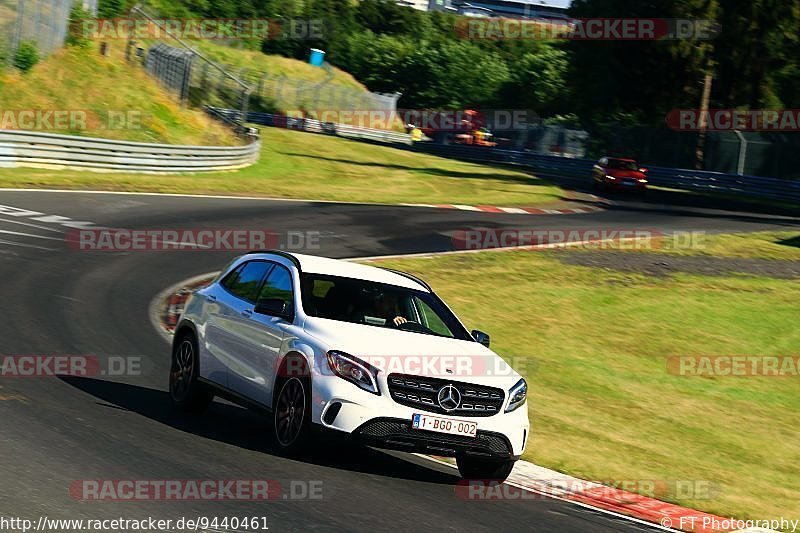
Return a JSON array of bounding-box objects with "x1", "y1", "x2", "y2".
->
[{"x1": 397, "y1": 320, "x2": 429, "y2": 333}]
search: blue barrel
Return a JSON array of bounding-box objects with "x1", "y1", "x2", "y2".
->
[{"x1": 309, "y1": 48, "x2": 326, "y2": 67}]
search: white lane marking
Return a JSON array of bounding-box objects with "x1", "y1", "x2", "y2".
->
[
  {"x1": 0, "y1": 229, "x2": 63, "y2": 241},
  {"x1": 0, "y1": 238, "x2": 55, "y2": 251},
  {"x1": 54, "y1": 295, "x2": 82, "y2": 303},
  {"x1": 0, "y1": 204, "x2": 43, "y2": 217},
  {"x1": 0, "y1": 189, "x2": 580, "y2": 216},
  {"x1": 400, "y1": 203, "x2": 439, "y2": 208},
  {"x1": 350, "y1": 235, "x2": 653, "y2": 262},
  {"x1": 0, "y1": 203, "x2": 99, "y2": 229},
  {"x1": 0, "y1": 188, "x2": 393, "y2": 206},
  {"x1": 159, "y1": 240, "x2": 213, "y2": 249},
  {"x1": 0, "y1": 217, "x2": 62, "y2": 232},
  {"x1": 28, "y1": 215, "x2": 97, "y2": 229}
]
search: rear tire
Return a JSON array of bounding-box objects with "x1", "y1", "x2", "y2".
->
[
  {"x1": 457, "y1": 457, "x2": 516, "y2": 481},
  {"x1": 169, "y1": 331, "x2": 213, "y2": 414}
]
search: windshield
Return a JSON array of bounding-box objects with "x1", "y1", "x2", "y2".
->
[
  {"x1": 300, "y1": 274, "x2": 472, "y2": 341},
  {"x1": 607, "y1": 159, "x2": 639, "y2": 170}
]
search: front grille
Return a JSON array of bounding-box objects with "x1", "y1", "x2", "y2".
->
[
  {"x1": 388, "y1": 373, "x2": 505, "y2": 417},
  {"x1": 356, "y1": 417, "x2": 513, "y2": 457}
]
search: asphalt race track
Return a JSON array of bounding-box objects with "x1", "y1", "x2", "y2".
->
[{"x1": 0, "y1": 189, "x2": 797, "y2": 532}]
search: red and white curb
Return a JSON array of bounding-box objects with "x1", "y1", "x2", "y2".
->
[
  {"x1": 400, "y1": 190, "x2": 611, "y2": 215},
  {"x1": 400, "y1": 203, "x2": 605, "y2": 215},
  {"x1": 421, "y1": 456, "x2": 779, "y2": 533},
  {"x1": 150, "y1": 268, "x2": 779, "y2": 533}
]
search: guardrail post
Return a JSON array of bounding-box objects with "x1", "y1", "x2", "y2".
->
[{"x1": 734, "y1": 130, "x2": 748, "y2": 176}]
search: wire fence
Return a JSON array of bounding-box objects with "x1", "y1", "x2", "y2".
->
[
  {"x1": 232, "y1": 67, "x2": 401, "y2": 116},
  {"x1": 144, "y1": 43, "x2": 197, "y2": 103},
  {"x1": 1, "y1": 0, "x2": 97, "y2": 66},
  {"x1": 128, "y1": 5, "x2": 399, "y2": 121}
]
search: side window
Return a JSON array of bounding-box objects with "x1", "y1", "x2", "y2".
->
[
  {"x1": 414, "y1": 297, "x2": 454, "y2": 338},
  {"x1": 225, "y1": 261, "x2": 271, "y2": 302},
  {"x1": 257, "y1": 264, "x2": 294, "y2": 306},
  {"x1": 220, "y1": 264, "x2": 244, "y2": 291}
]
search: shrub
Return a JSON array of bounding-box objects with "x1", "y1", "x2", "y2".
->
[{"x1": 13, "y1": 41, "x2": 39, "y2": 72}]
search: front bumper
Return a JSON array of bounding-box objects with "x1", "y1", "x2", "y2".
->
[
  {"x1": 312, "y1": 374, "x2": 530, "y2": 457},
  {"x1": 606, "y1": 179, "x2": 647, "y2": 190},
  {"x1": 354, "y1": 417, "x2": 518, "y2": 460}
]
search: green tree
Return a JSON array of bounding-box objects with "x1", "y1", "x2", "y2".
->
[
  {"x1": 568, "y1": 0, "x2": 719, "y2": 123},
  {"x1": 713, "y1": 0, "x2": 800, "y2": 108},
  {"x1": 66, "y1": 4, "x2": 92, "y2": 49},
  {"x1": 97, "y1": 0, "x2": 125, "y2": 19},
  {"x1": 498, "y1": 45, "x2": 569, "y2": 114},
  {"x1": 396, "y1": 41, "x2": 511, "y2": 108}
]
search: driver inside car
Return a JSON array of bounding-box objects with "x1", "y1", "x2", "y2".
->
[{"x1": 375, "y1": 291, "x2": 409, "y2": 328}]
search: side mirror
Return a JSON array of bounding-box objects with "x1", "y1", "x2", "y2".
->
[
  {"x1": 471, "y1": 329, "x2": 490, "y2": 347},
  {"x1": 254, "y1": 297, "x2": 292, "y2": 320}
]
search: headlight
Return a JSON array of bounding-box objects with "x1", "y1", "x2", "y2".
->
[
  {"x1": 326, "y1": 350, "x2": 380, "y2": 395},
  {"x1": 605, "y1": 175, "x2": 616, "y2": 180},
  {"x1": 505, "y1": 378, "x2": 527, "y2": 412}
]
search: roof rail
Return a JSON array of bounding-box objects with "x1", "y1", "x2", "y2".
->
[
  {"x1": 244, "y1": 249, "x2": 302, "y2": 270},
  {"x1": 381, "y1": 268, "x2": 431, "y2": 291}
]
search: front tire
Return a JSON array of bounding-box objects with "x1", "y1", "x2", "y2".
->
[
  {"x1": 273, "y1": 376, "x2": 311, "y2": 452},
  {"x1": 169, "y1": 332, "x2": 213, "y2": 413},
  {"x1": 457, "y1": 457, "x2": 516, "y2": 481}
]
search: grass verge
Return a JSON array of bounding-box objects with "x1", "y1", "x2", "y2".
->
[
  {"x1": 0, "y1": 127, "x2": 564, "y2": 206},
  {"x1": 370, "y1": 244, "x2": 800, "y2": 522},
  {"x1": 0, "y1": 43, "x2": 237, "y2": 146},
  {"x1": 596, "y1": 230, "x2": 800, "y2": 261}
]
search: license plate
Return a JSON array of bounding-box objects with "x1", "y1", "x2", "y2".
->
[
  {"x1": 622, "y1": 180, "x2": 635, "y2": 185},
  {"x1": 412, "y1": 413, "x2": 477, "y2": 438}
]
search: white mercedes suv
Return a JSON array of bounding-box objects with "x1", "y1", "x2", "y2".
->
[{"x1": 170, "y1": 251, "x2": 529, "y2": 480}]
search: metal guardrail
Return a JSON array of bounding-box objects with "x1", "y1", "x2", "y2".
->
[
  {"x1": 410, "y1": 144, "x2": 800, "y2": 204},
  {"x1": 209, "y1": 107, "x2": 800, "y2": 204},
  {"x1": 207, "y1": 107, "x2": 411, "y2": 145},
  {"x1": 0, "y1": 129, "x2": 261, "y2": 173}
]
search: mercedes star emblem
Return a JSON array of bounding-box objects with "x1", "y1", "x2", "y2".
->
[{"x1": 437, "y1": 384, "x2": 461, "y2": 411}]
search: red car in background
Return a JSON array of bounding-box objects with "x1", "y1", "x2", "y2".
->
[{"x1": 592, "y1": 157, "x2": 648, "y2": 192}]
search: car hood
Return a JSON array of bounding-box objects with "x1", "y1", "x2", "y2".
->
[
  {"x1": 302, "y1": 317, "x2": 521, "y2": 388},
  {"x1": 606, "y1": 169, "x2": 645, "y2": 179}
]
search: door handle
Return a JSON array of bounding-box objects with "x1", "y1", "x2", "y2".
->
[
  {"x1": 241, "y1": 309, "x2": 252, "y2": 318},
  {"x1": 206, "y1": 294, "x2": 217, "y2": 302}
]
